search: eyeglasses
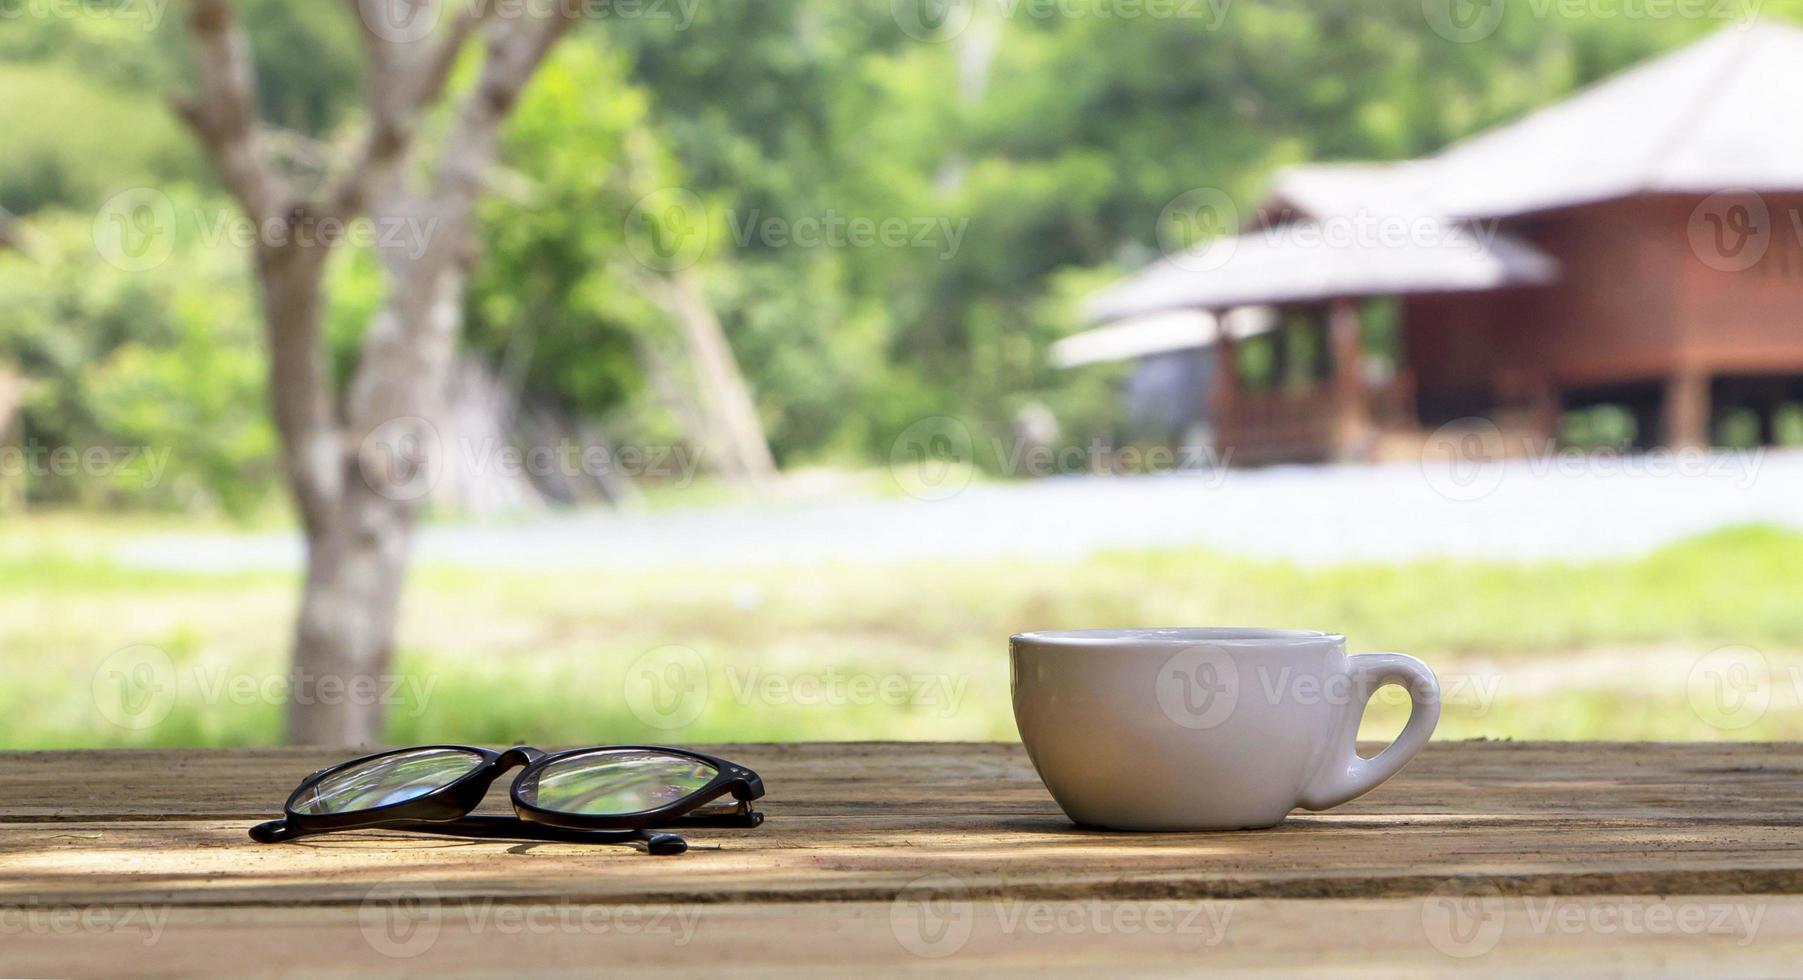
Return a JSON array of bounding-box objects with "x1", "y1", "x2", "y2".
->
[{"x1": 250, "y1": 744, "x2": 764, "y2": 855}]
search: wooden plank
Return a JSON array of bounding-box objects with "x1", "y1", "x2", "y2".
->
[
  {"x1": 0, "y1": 897, "x2": 1795, "y2": 978},
  {"x1": 2, "y1": 743, "x2": 1801, "y2": 907},
  {"x1": 4, "y1": 814, "x2": 1802, "y2": 908},
  {"x1": 7, "y1": 741, "x2": 1802, "y2": 821}
]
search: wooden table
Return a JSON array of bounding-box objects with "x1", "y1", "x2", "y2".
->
[{"x1": 3, "y1": 741, "x2": 1800, "y2": 976}]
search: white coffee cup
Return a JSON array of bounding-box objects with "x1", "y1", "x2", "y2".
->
[{"x1": 1011, "y1": 628, "x2": 1440, "y2": 831}]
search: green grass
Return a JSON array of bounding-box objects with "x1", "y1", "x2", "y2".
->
[{"x1": 5, "y1": 515, "x2": 1803, "y2": 748}]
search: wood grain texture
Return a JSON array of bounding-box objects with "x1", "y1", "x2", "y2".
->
[
  {"x1": 2, "y1": 741, "x2": 1799, "y2": 974},
  {"x1": 3, "y1": 741, "x2": 1801, "y2": 904},
  {"x1": 1, "y1": 897, "x2": 1796, "y2": 978}
]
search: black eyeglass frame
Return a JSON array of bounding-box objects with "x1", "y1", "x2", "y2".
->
[{"x1": 250, "y1": 744, "x2": 764, "y2": 855}]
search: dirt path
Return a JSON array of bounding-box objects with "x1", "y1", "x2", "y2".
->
[{"x1": 114, "y1": 450, "x2": 1803, "y2": 573}]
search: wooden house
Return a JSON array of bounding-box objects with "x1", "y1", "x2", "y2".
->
[{"x1": 1069, "y1": 24, "x2": 1803, "y2": 464}]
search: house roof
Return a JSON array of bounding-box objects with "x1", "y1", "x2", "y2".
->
[
  {"x1": 1050, "y1": 309, "x2": 1275, "y2": 367},
  {"x1": 1275, "y1": 22, "x2": 1803, "y2": 221},
  {"x1": 1082, "y1": 220, "x2": 1557, "y2": 323},
  {"x1": 1077, "y1": 23, "x2": 1803, "y2": 337},
  {"x1": 1424, "y1": 21, "x2": 1803, "y2": 218}
]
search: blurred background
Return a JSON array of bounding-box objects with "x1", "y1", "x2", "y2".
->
[{"x1": 5, "y1": 0, "x2": 1803, "y2": 748}]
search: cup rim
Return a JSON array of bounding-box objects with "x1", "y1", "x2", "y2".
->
[{"x1": 1010, "y1": 627, "x2": 1344, "y2": 648}]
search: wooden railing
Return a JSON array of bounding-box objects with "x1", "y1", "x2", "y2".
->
[
  {"x1": 1218, "y1": 387, "x2": 1339, "y2": 465},
  {"x1": 1217, "y1": 372, "x2": 1416, "y2": 466}
]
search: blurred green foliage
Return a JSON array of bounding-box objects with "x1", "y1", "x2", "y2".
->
[
  {"x1": 465, "y1": 42, "x2": 683, "y2": 443},
  {"x1": 0, "y1": 196, "x2": 276, "y2": 513},
  {"x1": 0, "y1": 61, "x2": 196, "y2": 213},
  {"x1": 1, "y1": 1, "x2": 1798, "y2": 510}
]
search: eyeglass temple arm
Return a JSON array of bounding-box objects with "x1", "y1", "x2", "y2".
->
[
  {"x1": 250, "y1": 802, "x2": 756, "y2": 845},
  {"x1": 249, "y1": 819, "x2": 311, "y2": 844},
  {"x1": 668, "y1": 798, "x2": 764, "y2": 828},
  {"x1": 249, "y1": 816, "x2": 687, "y2": 853},
  {"x1": 398, "y1": 815, "x2": 688, "y2": 853}
]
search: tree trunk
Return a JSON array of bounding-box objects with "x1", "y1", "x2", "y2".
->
[
  {"x1": 0, "y1": 361, "x2": 22, "y2": 512},
  {"x1": 1663, "y1": 368, "x2": 1711, "y2": 451},
  {"x1": 256, "y1": 229, "x2": 462, "y2": 745},
  {"x1": 617, "y1": 123, "x2": 774, "y2": 487},
  {"x1": 177, "y1": 0, "x2": 587, "y2": 743},
  {"x1": 663, "y1": 270, "x2": 776, "y2": 484},
  {"x1": 291, "y1": 496, "x2": 414, "y2": 745},
  {"x1": 288, "y1": 261, "x2": 464, "y2": 745},
  {"x1": 252, "y1": 242, "x2": 407, "y2": 747},
  {"x1": 933, "y1": 7, "x2": 1000, "y2": 194}
]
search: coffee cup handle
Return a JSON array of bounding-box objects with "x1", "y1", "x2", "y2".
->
[{"x1": 1297, "y1": 653, "x2": 1440, "y2": 811}]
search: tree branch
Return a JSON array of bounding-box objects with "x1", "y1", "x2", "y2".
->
[
  {"x1": 414, "y1": 0, "x2": 497, "y2": 113},
  {"x1": 177, "y1": 0, "x2": 344, "y2": 533},
  {"x1": 173, "y1": 0, "x2": 286, "y2": 225},
  {"x1": 425, "y1": 1, "x2": 584, "y2": 260},
  {"x1": 329, "y1": 0, "x2": 498, "y2": 219},
  {"x1": 342, "y1": 3, "x2": 584, "y2": 459},
  {"x1": 259, "y1": 248, "x2": 344, "y2": 537}
]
